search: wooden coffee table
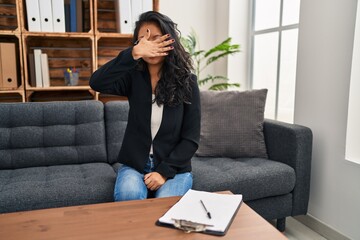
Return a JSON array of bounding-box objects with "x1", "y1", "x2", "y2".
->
[{"x1": 0, "y1": 194, "x2": 287, "y2": 240}]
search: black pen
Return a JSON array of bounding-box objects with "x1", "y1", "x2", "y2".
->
[{"x1": 200, "y1": 200, "x2": 212, "y2": 219}]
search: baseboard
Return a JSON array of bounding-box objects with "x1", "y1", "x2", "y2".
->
[{"x1": 294, "y1": 214, "x2": 351, "y2": 240}]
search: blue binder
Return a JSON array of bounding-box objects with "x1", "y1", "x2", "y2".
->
[{"x1": 70, "y1": 0, "x2": 77, "y2": 32}]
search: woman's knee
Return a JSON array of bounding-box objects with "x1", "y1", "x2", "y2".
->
[
  {"x1": 114, "y1": 166, "x2": 147, "y2": 201},
  {"x1": 155, "y1": 172, "x2": 193, "y2": 198}
]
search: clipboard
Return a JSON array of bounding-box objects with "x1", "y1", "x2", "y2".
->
[{"x1": 156, "y1": 190, "x2": 243, "y2": 236}]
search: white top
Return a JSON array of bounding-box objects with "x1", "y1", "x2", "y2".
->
[{"x1": 150, "y1": 94, "x2": 164, "y2": 154}]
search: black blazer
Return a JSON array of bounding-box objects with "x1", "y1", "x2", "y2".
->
[{"x1": 89, "y1": 47, "x2": 201, "y2": 178}]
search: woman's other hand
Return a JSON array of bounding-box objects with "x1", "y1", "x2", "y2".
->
[{"x1": 144, "y1": 172, "x2": 167, "y2": 191}]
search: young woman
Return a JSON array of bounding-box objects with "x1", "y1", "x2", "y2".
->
[{"x1": 89, "y1": 11, "x2": 200, "y2": 201}]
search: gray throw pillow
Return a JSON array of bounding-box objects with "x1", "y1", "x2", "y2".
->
[{"x1": 196, "y1": 89, "x2": 268, "y2": 158}]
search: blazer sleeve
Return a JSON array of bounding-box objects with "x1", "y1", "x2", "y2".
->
[
  {"x1": 155, "y1": 75, "x2": 201, "y2": 178},
  {"x1": 89, "y1": 47, "x2": 138, "y2": 96}
]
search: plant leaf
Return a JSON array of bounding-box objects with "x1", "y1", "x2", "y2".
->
[
  {"x1": 198, "y1": 75, "x2": 229, "y2": 86},
  {"x1": 193, "y1": 50, "x2": 205, "y2": 57},
  {"x1": 198, "y1": 76, "x2": 212, "y2": 86},
  {"x1": 204, "y1": 38, "x2": 240, "y2": 58},
  {"x1": 209, "y1": 83, "x2": 241, "y2": 91},
  {"x1": 206, "y1": 49, "x2": 240, "y2": 66}
]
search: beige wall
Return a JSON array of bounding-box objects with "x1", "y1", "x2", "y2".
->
[
  {"x1": 159, "y1": 0, "x2": 217, "y2": 89},
  {"x1": 159, "y1": 0, "x2": 247, "y2": 90},
  {"x1": 295, "y1": 0, "x2": 360, "y2": 239}
]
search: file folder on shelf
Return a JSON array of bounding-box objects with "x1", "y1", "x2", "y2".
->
[
  {"x1": 41, "y1": 53, "x2": 50, "y2": 87},
  {"x1": 0, "y1": 46, "x2": 2, "y2": 88},
  {"x1": 115, "y1": 0, "x2": 132, "y2": 34},
  {"x1": 25, "y1": 0, "x2": 41, "y2": 32},
  {"x1": 33, "y1": 49, "x2": 43, "y2": 87},
  {"x1": 51, "y1": 0, "x2": 66, "y2": 32},
  {"x1": 28, "y1": 53, "x2": 37, "y2": 87},
  {"x1": 76, "y1": 0, "x2": 83, "y2": 32},
  {"x1": 0, "y1": 43, "x2": 18, "y2": 89},
  {"x1": 69, "y1": 0, "x2": 77, "y2": 32},
  {"x1": 157, "y1": 190, "x2": 243, "y2": 236},
  {"x1": 39, "y1": 0, "x2": 54, "y2": 32},
  {"x1": 131, "y1": 0, "x2": 142, "y2": 31},
  {"x1": 142, "y1": 0, "x2": 153, "y2": 14},
  {"x1": 64, "y1": 1, "x2": 70, "y2": 32}
]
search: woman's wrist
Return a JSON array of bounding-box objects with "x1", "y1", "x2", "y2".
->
[{"x1": 132, "y1": 45, "x2": 142, "y2": 60}]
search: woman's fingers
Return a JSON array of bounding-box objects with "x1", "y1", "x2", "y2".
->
[
  {"x1": 160, "y1": 39, "x2": 175, "y2": 47},
  {"x1": 153, "y1": 33, "x2": 171, "y2": 43},
  {"x1": 144, "y1": 172, "x2": 166, "y2": 191},
  {"x1": 160, "y1": 46, "x2": 174, "y2": 55},
  {"x1": 149, "y1": 45, "x2": 173, "y2": 57},
  {"x1": 156, "y1": 41, "x2": 174, "y2": 53},
  {"x1": 153, "y1": 34, "x2": 175, "y2": 46}
]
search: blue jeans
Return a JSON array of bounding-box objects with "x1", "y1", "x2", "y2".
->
[{"x1": 114, "y1": 156, "x2": 193, "y2": 201}]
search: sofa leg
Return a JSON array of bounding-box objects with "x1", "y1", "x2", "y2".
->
[{"x1": 276, "y1": 217, "x2": 286, "y2": 232}]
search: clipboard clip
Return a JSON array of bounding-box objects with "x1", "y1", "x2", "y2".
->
[{"x1": 172, "y1": 219, "x2": 214, "y2": 233}]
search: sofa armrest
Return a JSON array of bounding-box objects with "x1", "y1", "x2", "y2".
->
[{"x1": 263, "y1": 119, "x2": 313, "y2": 216}]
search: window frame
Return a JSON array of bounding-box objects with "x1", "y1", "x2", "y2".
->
[{"x1": 249, "y1": 0, "x2": 300, "y2": 121}]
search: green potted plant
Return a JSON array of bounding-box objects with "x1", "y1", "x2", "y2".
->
[{"x1": 181, "y1": 30, "x2": 241, "y2": 90}]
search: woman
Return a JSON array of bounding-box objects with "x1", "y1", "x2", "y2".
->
[{"x1": 89, "y1": 11, "x2": 200, "y2": 201}]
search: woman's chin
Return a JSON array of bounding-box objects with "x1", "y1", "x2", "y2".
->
[{"x1": 144, "y1": 56, "x2": 165, "y2": 65}]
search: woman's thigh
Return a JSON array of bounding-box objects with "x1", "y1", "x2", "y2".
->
[
  {"x1": 155, "y1": 172, "x2": 193, "y2": 198},
  {"x1": 114, "y1": 166, "x2": 148, "y2": 201}
]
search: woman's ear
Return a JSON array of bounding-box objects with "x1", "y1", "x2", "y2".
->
[{"x1": 146, "y1": 29, "x2": 151, "y2": 40}]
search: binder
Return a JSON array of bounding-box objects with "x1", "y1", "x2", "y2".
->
[
  {"x1": 157, "y1": 190, "x2": 243, "y2": 236},
  {"x1": 25, "y1": 0, "x2": 41, "y2": 32},
  {"x1": 0, "y1": 43, "x2": 18, "y2": 89},
  {"x1": 51, "y1": 0, "x2": 66, "y2": 32},
  {"x1": 28, "y1": 53, "x2": 37, "y2": 87},
  {"x1": 41, "y1": 53, "x2": 50, "y2": 87},
  {"x1": 115, "y1": 0, "x2": 132, "y2": 33},
  {"x1": 64, "y1": 1, "x2": 70, "y2": 32},
  {"x1": 69, "y1": 0, "x2": 77, "y2": 32},
  {"x1": 39, "y1": 0, "x2": 54, "y2": 32},
  {"x1": 131, "y1": 0, "x2": 142, "y2": 31},
  {"x1": 76, "y1": 0, "x2": 83, "y2": 32},
  {"x1": 33, "y1": 49, "x2": 43, "y2": 87},
  {"x1": 142, "y1": 0, "x2": 153, "y2": 13},
  {"x1": 0, "y1": 45, "x2": 2, "y2": 88}
]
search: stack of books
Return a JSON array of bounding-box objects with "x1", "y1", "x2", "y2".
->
[{"x1": 28, "y1": 49, "x2": 50, "y2": 87}]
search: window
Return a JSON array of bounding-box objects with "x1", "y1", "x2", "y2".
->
[
  {"x1": 250, "y1": 0, "x2": 300, "y2": 123},
  {"x1": 345, "y1": 0, "x2": 360, "y2": 164}
]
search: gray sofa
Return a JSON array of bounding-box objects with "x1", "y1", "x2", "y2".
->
[{"x1": 0, "y1": 100, "x2": 312, "y2": 231}]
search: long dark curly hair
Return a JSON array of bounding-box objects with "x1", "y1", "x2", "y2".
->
[{"x1": 133, "y1": 11, "x2": 194, "y2": 107}]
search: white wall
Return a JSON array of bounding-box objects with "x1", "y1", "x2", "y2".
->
[
  {"x1": 295, "y1": 0, "x2": 360, "y2": 239},
  {"x1": 159, "y1": 0, "x2": 247, "y2": 90},
  {"x1": 228, "y1": 0, "x2": 250, "y2": 90},
  {"x1": 160, "y1": 0, "x2": 217, "y2": 89}
]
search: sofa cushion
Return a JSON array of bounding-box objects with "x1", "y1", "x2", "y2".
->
[
  {"x1": 196, "y1": 89, "x2": 268, "y2": 158},
  {"x1": 191, "y1": 156, "x2": 295, "y2": 201},
  {"x1": 0, "y1": 163, "x2": 116, "y2": 213},
  {"x1": 104, "y1": 101, "x2": 129, "y2": 164},
  {"x1": 0, "y1": 101, "x2": 107, "y2": 169}
]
